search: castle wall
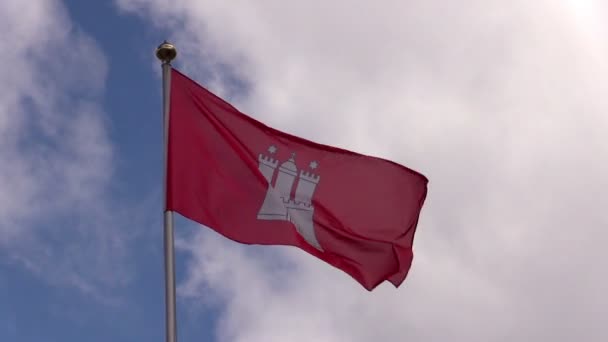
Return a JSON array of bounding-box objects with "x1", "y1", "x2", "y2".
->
[
  {"x1": 257, "y1": 187, "x2": 288, "y2": 220},
  {"x1": 286, "y1": 205, "x2": 321, "y2": 250}
]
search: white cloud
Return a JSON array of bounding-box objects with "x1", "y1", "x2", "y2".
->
[
  {"x1": 119, "y1": 0, "x2": 608, "y2": 340},
  {"x1": 0, "y1": 0, "x2": 128, "y2": 299}
]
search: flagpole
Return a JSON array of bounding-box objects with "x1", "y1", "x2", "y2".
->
[{"x1": 156, "y1": 41, "x2": 178, "y2": 342}]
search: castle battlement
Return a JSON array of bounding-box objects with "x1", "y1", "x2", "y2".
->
[
  {"x1": 299, "y1": 170, "x2": 320, "y2": 183},
  {"x1": 258, "y1": 154, "x2": 279, "y2": 168},
  {"x1": 280, "y1": 196, "x2": 314, "y2": 209}
]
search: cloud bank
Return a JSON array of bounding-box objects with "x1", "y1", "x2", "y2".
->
[{"x1": 119, "y1": 0, "x2": 608, "y2": 340}]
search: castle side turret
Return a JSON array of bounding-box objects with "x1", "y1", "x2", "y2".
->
[
  {"x1": 258, "y1": 153, "x2": 278, "y2": 184},
  {"x1": 295, "y1": 170, "x2": 320, "y2": 205}
]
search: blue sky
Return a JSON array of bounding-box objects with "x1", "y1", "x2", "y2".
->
[
  {"x1": 0, "y1": 1, "x2": 216, "y2": 341},
  {"x1": 2, "y1": 1, "x2": 608, "y2": 341}
]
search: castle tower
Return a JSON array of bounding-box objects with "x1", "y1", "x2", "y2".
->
[
  {"x1": 275, "y1": 153, "x2": 298, "y2": 200},
  {"x1": 258, "y1": 153, "x2": 278, "y2": 184},
  {"x1": 295, "y1": 170, "x2": 320, "y2": 205}
]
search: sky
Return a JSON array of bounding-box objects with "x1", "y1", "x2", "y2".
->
[{"x1": 1, "y1": 0, "x2": 607, "y2": 341}]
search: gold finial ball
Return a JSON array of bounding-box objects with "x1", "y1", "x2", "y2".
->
[{"x1": 156, "y1": 41, "x2": 177, "y2": 63}]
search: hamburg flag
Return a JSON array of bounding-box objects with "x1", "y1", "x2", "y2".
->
[{"x1": 167, "y1": 68, "x2": 428, "y2": 291}]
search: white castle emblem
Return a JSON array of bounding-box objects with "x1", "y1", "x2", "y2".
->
[{"x1": 257, "y1": 145, "x2": 322, "y2": 250}]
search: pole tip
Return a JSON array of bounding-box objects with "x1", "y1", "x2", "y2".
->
[{"x1": 156, "y1": 41, "x2": 177, "y2": 64}]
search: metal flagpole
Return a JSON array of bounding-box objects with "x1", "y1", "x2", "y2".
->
[{"x1": 156, "y1": 41, "x2": 178, "y2": 342}]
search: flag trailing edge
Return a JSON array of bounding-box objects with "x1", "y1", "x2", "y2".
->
[{"x1": 166, "y1": 68, "x2": 428, "y2": 291}]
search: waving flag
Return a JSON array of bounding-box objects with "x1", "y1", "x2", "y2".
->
[{"x1": 167, "y1": 68, "x2": 428, "y2": 290}]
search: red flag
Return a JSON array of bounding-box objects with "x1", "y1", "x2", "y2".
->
[{"x1": 167, "y1": 69, "x2": 428, "y2": 291}]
